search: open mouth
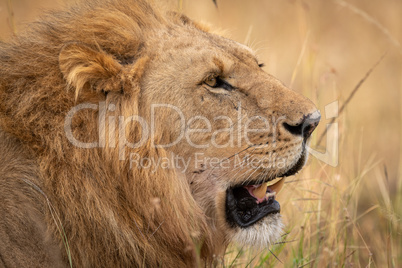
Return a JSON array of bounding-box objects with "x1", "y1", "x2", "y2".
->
[{"x1": 225, "y1": 149, "x2": 307, "y2": 228}]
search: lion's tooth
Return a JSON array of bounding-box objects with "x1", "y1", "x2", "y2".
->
[
  {"x1": 253, "y1": 183, "x2": 268, "y2": 199},
  {"x1": 266, "y1": 177, "x2": 283, "y2": 186},
  {"x1": 270, "y1": 178, "x2": 285, "y2": 194}
]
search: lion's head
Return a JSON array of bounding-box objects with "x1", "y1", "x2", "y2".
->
[
  {"x1": 0, "y1": 0, "x2": 319, "y2": 266},
  {"x1": 133, "y1": 14, "x2": 320, "y2": 249}
]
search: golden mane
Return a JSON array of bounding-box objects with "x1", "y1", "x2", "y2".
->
[{"x1": 0, "y1": 0, "x2": 213, "y2": 266}]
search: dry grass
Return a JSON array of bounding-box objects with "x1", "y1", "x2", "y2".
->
[{"x1": 1, "y1": 0, "x2": 400, "y2": 267}]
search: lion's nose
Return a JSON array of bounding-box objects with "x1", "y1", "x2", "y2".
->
[{"x1": 283, "y1": 110, "x2": 321, "y2": 139}]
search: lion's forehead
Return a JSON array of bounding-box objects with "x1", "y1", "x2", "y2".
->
[
  {"x1": 150, "y1": 27, "x2": 258, "y2": 68},
  {"x1": 232, "y1": 40, "x2": 256, "y2": 58}
]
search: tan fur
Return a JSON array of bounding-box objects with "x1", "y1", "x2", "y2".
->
[{"x1": 0, "y1": 0, "x2": 318, "y2": 267}]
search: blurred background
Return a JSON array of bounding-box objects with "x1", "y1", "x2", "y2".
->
[{"x1": 1, "y1": 0, "x2": 401, "y2": 267}]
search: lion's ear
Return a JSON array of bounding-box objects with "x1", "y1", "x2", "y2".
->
[{"x1": 59, "y1": 42, "x2": 123, "y2": 100}]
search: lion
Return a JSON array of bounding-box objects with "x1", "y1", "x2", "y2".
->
[{"x1": 0, "y1": 0, "x2": 320, "y2": 267}]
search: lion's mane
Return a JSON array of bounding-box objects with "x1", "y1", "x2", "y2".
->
[{"x1": 0, "y1": 0, "x2": 214, "y2": 266}]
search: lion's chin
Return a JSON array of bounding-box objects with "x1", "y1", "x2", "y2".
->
[{"x1": 231, "y1": 214, "x2": 284, "y2": 249}]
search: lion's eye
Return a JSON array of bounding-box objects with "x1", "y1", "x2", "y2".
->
[
  {"x1": 205, "y1": 76, "x2": 218, "y2": 87},
  {"x1": 203, "y1": 76, "x2": 234, "y2": 91}
]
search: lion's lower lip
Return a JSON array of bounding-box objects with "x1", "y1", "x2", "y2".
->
[{"x1": 225, "y1": 186, "x2": 280, "y2": 228}]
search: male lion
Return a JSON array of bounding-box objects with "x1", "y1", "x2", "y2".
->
[{"x1": 0, "y1": 0, "x2": 320, "y2": 267}]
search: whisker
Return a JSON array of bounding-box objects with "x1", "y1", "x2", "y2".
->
[{"x1": 204, "y1": 145, "x2": 256, "y2": 178}]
